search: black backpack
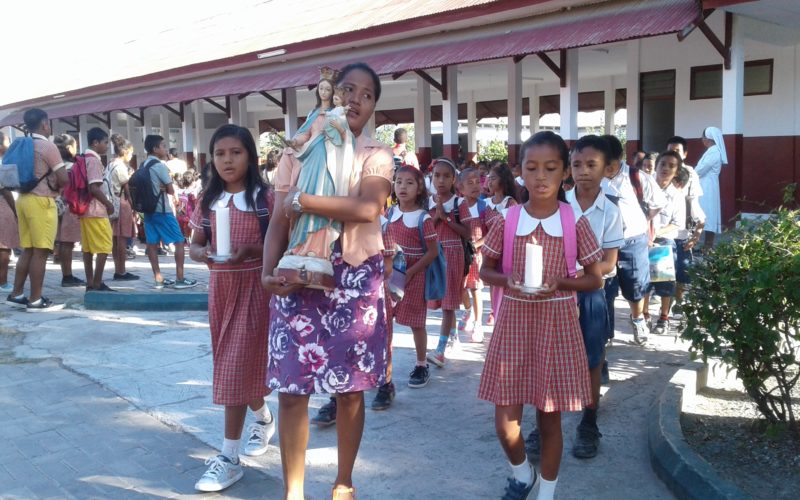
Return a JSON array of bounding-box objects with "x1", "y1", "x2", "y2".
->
[{"x1": 129, "y1": 159, "x2": 164, "y2": 213}]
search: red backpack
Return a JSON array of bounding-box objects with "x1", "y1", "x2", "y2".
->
[{"x1": 62, "y1": 155, "x2": 93, "y2": 216}]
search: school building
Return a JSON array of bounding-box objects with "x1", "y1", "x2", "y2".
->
[{"x1": 1, "y1": 0, "x2": 798, "y2": 224}]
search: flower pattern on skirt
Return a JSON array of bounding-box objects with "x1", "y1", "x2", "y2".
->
[{"x1": 268, "y1": 244, "x2": 388, "y2": 395}]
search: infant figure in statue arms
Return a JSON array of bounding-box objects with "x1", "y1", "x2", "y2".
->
[{"x1": 275, "y1": 66, "x2": 356, "y2": 289}]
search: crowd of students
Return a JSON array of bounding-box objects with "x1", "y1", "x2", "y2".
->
[{"x1": 0, "y1": 66, "x2": 724, "y2": 498}]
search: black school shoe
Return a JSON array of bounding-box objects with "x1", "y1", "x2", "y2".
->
[
  {"x1": 408, "y1": 365, "x2": 430, "y2": 388},
  {"x1": 61, "y1": 275, "x2": 86, "y2": 287},
  {"x1": 113, "y1": 272, "x2": 140, "y2": 281},
  {"x1": 310, "y1": 398, "x2": 337, "y2": 427},
  {"x1": 371, "y1": 382, "x2": 395, "y2": 411},
  {"x1": 572, "y1": 422, "x2": 602, "y2": 459},
  {"x1": 26, "y1": 297, "x2": 64, "y2": 312},
  {"x1": 5, "y1": 294, "x2": 28, "y2": 308}
]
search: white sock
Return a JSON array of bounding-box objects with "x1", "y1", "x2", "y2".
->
[
  {"x1": 536, "y1": 474, "x2": 558, "y2": 500},
  {"x1": 13, "y1": 293, "x2": 24, "y2": 300},
  {"x1": 509, "y1": 459, "x2": 533, "y2": 486},
  {"x1": 416, "y1": 360, "x2": 427, "y2": 367},
  {"x1": 221, "y1": 438, "x2": 240, "y2": 462},
  {"x1": 253, "y1": 403, "x2": 272, "y2": 424}
]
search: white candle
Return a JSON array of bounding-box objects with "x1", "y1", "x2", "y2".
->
[
  {"x1": 215, "y1": 205, "x2": 231, "y2": 256},
  {"x1": 524, "y1": 243, "x2": 543, "y2": 288}
]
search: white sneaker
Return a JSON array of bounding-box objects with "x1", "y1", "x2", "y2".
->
[
  {"x1": 0, "y1": 283, "x2": 12, "y2": 293},
  {"x1": 630, "y1": 316, "x2": 649, "y2": 344},
  {"x1": 470, "y1": 324, "x2": 485, "y2": 343},
  {"x1": 243, "y1": 419, "x2": 276, "y2": 456},
  {"x1": 194, "y1": 455, "x2": 243, "y2": 492}
]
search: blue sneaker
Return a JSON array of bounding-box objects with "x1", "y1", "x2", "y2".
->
[{"x1": 502, "y1": 470, "x2": 536, "y2": 500}]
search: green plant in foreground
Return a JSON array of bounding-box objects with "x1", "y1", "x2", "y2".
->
[{"x1": 682, "y1": 206, "x2": 800, "y2": 434}]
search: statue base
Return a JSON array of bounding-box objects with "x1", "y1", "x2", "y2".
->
[{"x1": 275, "y1": 255, "x2": 336, "y2": 290}]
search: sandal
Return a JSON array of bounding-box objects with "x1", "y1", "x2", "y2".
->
[{"x1": 331, "y1": 485, "x2": 356, "y2": 500}]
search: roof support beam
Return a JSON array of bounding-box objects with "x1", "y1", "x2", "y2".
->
[
  {"x1": 121, "y1": 109, "x2": 143, "y2": 124},
  {"x1": 259, "y1": 91, "x2": 286, "y2": 114},
  {"x1": 162, "y1": 103, "x2": 184, "y2": 121},
  {"x1": 12, "y1": 125, "x2": 25, "y2": 133},
  {"x1": 513, "y1": 54, "x2": 527, "y2": 64},
  {"x1": 237, "y1": 92, "x2": 251, "y2": 100},
  {"x1": 90, "y1": 112, "x2": 111, "y2": 128},
  {"x1": 58, "y1": 117, "x2": 79, "y2": 130},
  {"x1": 413, "y1": 67, "x2": 448, "y2": 101},
  {"x1": 204, "y1": 97, "x2": 231, "y2": 118},
  {"x1": 536, "y1": 50, "x2": 566, "y2": 88},
  {"x1": 391, "y1": 71, "x2": 407, "y2": 80},
  {"x1": 697, "y1": 12, "x2": 732, "y2": 69}
]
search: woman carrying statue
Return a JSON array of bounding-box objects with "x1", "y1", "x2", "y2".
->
[{"x1": 262, "y1": 63, "x2": 393, "y2": 500}]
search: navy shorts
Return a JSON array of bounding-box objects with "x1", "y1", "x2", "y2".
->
[
  {"x1": 578, "y1": 288, "x2": 609, "y2": 369},
  {"x1": 648, "y1": 238, "x2": 677, "y2": 297},
  {"x1": 675, "y1": 239, "x2": 693, "y2": 285},
  {"x1": 603, "y1": 276, "x2": 619, "y2": 339},
  {"x1": 617, "y1": 233, "x2": 650, "y2": 302},
  {"x1": 143, "y1": 212, "x2": 184, "y2": 245}
]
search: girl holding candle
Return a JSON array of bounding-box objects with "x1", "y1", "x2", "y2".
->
[
  {"x1": 385, "y1": 166, "x2": 440, "y2": 388},
  {"x1": 189, "y1": 124, "x2": 275, "y2": 492},
  {"x1": 425, "y1": 157, "x2": 470, "y2": 368},
  {"x1": 479, "y1": 131, "x2": 603, "y2": 500}
]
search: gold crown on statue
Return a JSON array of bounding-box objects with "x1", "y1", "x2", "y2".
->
[{"x1": 319, "y1": 66, "x2": 340, "y2": 81}]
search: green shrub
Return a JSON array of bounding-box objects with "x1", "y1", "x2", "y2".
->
[
  {"x1": 477, "y1": 139, "x2": 508, "y2": 163},
  {"x1": 682, "y1": 206, "x2": 800, "y2": 434}
]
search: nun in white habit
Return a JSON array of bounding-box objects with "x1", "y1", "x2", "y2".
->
[{"x1": 695, "y1": 126, "x2": 727, "y2": 249}]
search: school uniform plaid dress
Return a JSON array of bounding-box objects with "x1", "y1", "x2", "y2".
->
[
  {"x1": 190, "y1": 191, "x2": 272, "y2": 405},
  {"x1": 460, "y1": 201, "x2": 485, "y2": 290},
  {"x1": 478, "y1": 213, "x2": 602, "y2": 411},
  {"x1": 428, "y1": 199, "x2": 464, "y2": 311},
  {"x1": 386, "y1": 211, "x2": 437, "y2": 328}
]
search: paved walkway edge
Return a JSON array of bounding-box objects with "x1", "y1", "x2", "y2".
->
[
  {"x1": 84, "y1": 291, "x2": 208, "y2": 311},
  {"x1": 648, "y1": 361, "x2": 751, "y2": 500}
]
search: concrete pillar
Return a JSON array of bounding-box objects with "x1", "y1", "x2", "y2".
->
[
  {"x1": 626, "y1": 40, "x2": 641, "y2": 161},
  {"x1": 229, "y1": 96, "x2": 246, "y2": 126},
  {"x1": 126, "y1": 114, "x2": 141, "y2": 165},
  {"x1": 604, "y1": 77, "x2": 615, "y2": 135},
  {"x1": 181, "y1": 104, "x2": 194, "y2": 167},
  {"x1": 365, "y1": 114, "x2": 376, "y2": 137},
  {"x1": 442, "y1": 65, "x2": 459, "y2": 161},
  {"x1": 529, "y1": 84, "x2": 540, "y2": 134},
  {"x1": 159, "y1": 110, "x2": 170, "y2": 148},
  {"x1": 507, "y1": 58, "x2": 523, "y2": 164},
  {"x1": 721, "y1": 13, "x2": 744, "y2": 227},
  {"x1": 193, "y1": 101, "x2": 206, "y2": 166},
  {"x1": 283, "y1": 88, "x2": 298, "y2": 137},
  {"x1": 142, "y1": 108, "x2": 154, "y2": 137},
  {"x1": 467, "y1": 92, "x2": 477, "y2": 162},
  {"x1": 414, "y1": 77, "x2": 432, "y2": 167},
  {"x1": 78, "y1": 115, "x2": 88, "y2": 152},
  {"x1": 559, "y1": 49, "x2": 579, "y2": 144}
]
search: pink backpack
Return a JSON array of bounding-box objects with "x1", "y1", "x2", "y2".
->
[{"x1": 491, "y1": 202, "x2": 577, "y2": 316}]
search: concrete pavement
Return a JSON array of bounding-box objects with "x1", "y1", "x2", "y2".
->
[{"x1": 0, "y1": 256, "x2": 687, "y2": 499}]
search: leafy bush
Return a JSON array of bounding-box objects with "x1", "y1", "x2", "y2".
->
[
  {"x1": 477, "y1": 139, "x2": 509, "y2": 163},
  {"x1": 682, "y1": 205, "x2": 800, "y2": 434}
]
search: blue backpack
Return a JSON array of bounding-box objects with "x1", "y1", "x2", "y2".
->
[
  {"x1": 1, "y1": 137, "x2": 50, "y2": 192},
  {"x1": 417, "y1": 212, "x2": 446, "y2": 301}
]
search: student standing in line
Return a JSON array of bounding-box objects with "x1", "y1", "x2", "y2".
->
[
  {"x1": 457, "y1": 167, "x2": 488, "y2": 343},
  {"x1": 53, "y1": 134, "x2": 85, "y2": 288},
  {"x1": 384, "y1": 166, "x2": 439, "y2": 388},
  {"x1": 425, "y1": 157, "x2": 469, "y2": 368},
  {"x1": 565, "y1": 135, "x2": 623, "y2": 459},
  {"x1": 664, "y1": 136, "x2": 705, "y2": 317},
  {"x1": 107, "y1": 134, "x2": 139, "y2": 282},
  {"x1": 479, "y1": 131, "x2": 603, "y2": 500},
  {"x1": 189, "y1": 125, "x2": 275, "y2": 492},
  {"x1": 6, "y1": 108, "x2": 69, "y2": 311},
  {"x1": 600, "y1": 135, "x2": 666, "y2": 344},
  {"x1": 484, "y1": 163, "x2": 518, "y2": 327},
  {"x1": 79, "y1": 128, "x2": 116, "y2": 292},
  {"x1": 141, "y1": 135, "x2": 197, "y2": 289},
  {"x1": 642, "y1": 151, "x2": 688, "y2": 335},
  {"x1": 0, "y1": 131, "x2": 18, "y2": 293}
]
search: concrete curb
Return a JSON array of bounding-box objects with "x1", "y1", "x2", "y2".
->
[
  {"x1": 83, "y1": 291, "x2": 208, "y2": 311},
  {"x1": 648, "y1": 361, "x2": 751, "y2": 500}
]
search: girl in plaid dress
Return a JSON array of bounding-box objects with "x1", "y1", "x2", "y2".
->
[
  {"x1": 485, "y1": 163, "x2": 518, "y2": 326},
  {"x1": 385, "y1": 167, "x2": 440, "y2": 388},
  {"x1": 457, "y1": 167, "x2": 488, "y2": 343},
  {"x1": 425, "y1": 158, "x2": 469, "y2": 368},
  {"x1": 479, "y1": 132, "x2": 603, "y2": 500},
  {"x1": 188, "y1": 125, "x2": 274, "y2": 493}
]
